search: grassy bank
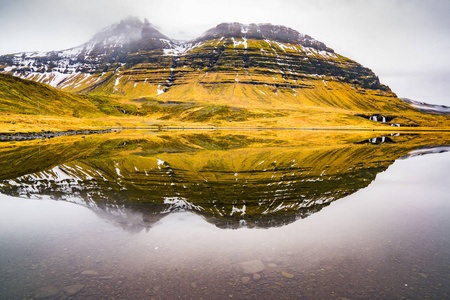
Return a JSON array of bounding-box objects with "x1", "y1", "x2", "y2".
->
[{"x1": 1, "y1": 73, "x2": 450, "y2": 134}]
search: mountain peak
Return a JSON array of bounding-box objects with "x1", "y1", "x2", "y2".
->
[
  {"x1": 195, "y1": 22, "x2": 330, "y2": 51},
  {"x1": 0, "y1": 17, "x2": 406, "y2": 114},
  {"x1": 141, "y1": 19, "x2": 169, "y2": 40},
  {"x1": 89, "y1": 16, "x2": 168, "y2": 46}
]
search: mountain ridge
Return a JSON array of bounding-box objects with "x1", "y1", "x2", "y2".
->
[
  {"x1": 0, "y1": 17, "x2": 397, "y2": 111},
  {"x1": 401, "y1": 98, "x2": 450, "y2": 115},
  {"x1": 192, "y1": 22, "x2": 331, "y2": 50},
  {"x1": 1, "y1": 17, "x2": 449, "y2": 130}
]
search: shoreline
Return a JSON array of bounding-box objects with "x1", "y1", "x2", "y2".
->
[
  {"x1": 106, "y1": 126, "x2": 450, "y2": 132},
  {"x1": 1, "y1": 126, "x2": 450, "y2": 141},
  {"x1": 0, "y1": 129, "x2": 113, "y2": 141}
]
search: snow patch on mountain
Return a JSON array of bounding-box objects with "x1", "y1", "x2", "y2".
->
[
  {"x1": 401, "y1": 98, "x2": 450, "y2": 115},
  {"x1": 156, "y1": 85, "x2": 165, "y2": 95},
  {"x1": 163, "y1": 196, "x2": 204, "y2": 212},
  {"x1": 231, "y1": 37, "x2": 247, "y2": 49}
]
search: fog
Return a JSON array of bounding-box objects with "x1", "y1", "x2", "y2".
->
[{"x1": 0, "y1": 0, "x2": 449, "y2": 105}]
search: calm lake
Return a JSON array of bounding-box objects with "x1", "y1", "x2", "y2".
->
[{"x1": 0, "y1": 130, "x2": 449, "y2": 299}]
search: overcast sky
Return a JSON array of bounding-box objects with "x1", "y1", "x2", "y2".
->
[{"x1": 0, "y1": 0, "x2": 449, "y2": 105}]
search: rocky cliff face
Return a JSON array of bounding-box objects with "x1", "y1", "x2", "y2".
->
[
  {"x1": 194, "y1": 22, "x2": 329, "y2": 50},
  {"x1": 0, "y1": 18, "x2": 410, "y2": 112}
]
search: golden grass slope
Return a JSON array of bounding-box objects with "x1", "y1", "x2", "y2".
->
[
  {"x1": 39, "y1": 38, "x2": 413, "y2": 113},
  {"x1": 0, "y1": 73, "x2": 95, "y2": 116},
  {"x1": 1, "y1": 71, "x2": 449, "y2": 134}
]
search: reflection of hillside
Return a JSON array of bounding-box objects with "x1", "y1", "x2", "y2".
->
[{"x1": 1, "y1": 131, "x2": 449, "y2": 230}]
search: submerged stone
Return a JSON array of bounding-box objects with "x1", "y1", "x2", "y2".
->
[
  {"x1": 234, "y1": 260, "x2": 266, "y2": 274},
  {"x1": 281, "y1": 271, "x2": 295, "y2": 279},
  {"x1": 34, "y1": 285, "x2": 59, "y2": 299},
  {"x1": 81, "y1": 270, "x2": 99, "y2": 276},
  {"x1": 63, "y1": 284, "x2": 84, "y2": 296},
  {"x1": 241, "y1": 276, "x2": 251, "y2": 284}
]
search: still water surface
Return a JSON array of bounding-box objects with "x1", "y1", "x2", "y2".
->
[{"x1": 0, "y1": 131, "x2": 449, "y2": 299}]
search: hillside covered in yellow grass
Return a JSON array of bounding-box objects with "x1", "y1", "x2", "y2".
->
[
  {"x1": 1, "y1": 73, "x2": 449, "y2": 134},
  {"x1": 1, "y1": 20, "x2": 449, "y2": 133}
]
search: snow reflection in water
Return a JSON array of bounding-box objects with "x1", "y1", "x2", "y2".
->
[{"x1": 0, "y1": 132, "x2": 449, "y2": 299}]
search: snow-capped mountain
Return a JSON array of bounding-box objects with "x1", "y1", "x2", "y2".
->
[
  {"x1": 194, "y1": 22, "x2": 329, "y2": 50},
  {"x1": 0, "y1": 17, "x2": 176, "y2": 89},
  {"x1": 0, "y1": 17, "x2": 412, "y2": 112},
  {"x1": 91, "y1": 17, "x2": 169, "y2": 45},
  {"x1": 401, "y1": 98, "x2": 450, "y2": 115}
]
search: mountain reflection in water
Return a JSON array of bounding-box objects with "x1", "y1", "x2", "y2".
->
[{"x1": 0, "y1": 130, "x2": 449, "y2": 231}]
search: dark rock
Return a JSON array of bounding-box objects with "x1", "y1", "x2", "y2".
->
[
  {"x1": 195, "y1": 22, "x2": 329, "y2": 51},
  {"x1": 0, "y1": 129, "x2": 112, "y2": 141}
]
